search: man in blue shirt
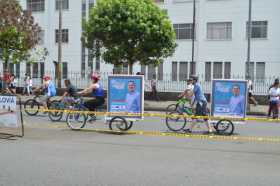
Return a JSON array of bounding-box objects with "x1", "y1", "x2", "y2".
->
[
  {"x1": 185, "y1": 75, "x2": 213, "y2": 133},
  {"x1": 229, "y1": 85, "x2": 245, "y2": 116},
  {"x1": 125, "y1": 81, "x2": 140, "y2": 113}
]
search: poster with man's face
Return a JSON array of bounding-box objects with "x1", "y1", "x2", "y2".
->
[
  {"x1": 211, "y1": 80, "x2": 247, "y2": 118},
  {"x1": 108, "y1": 75, "x2": 144, "y2": 119}
]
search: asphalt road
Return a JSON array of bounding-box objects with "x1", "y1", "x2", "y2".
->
[{"x1": 0, "y1": 112, "x2": 280, "y2": 186}]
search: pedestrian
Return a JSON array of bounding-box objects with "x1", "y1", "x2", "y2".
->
[
  {"x1": 23, "y1": 73, "x2": 32, "y2": 95},
  {"x1": 8, "y1": 74, "x2": 17, "y2": 94},
  {"x1": 248, "y1": 80, "x2": 258, "y2": 106},
  {"x1": 268, "y1": 78, "x2": 280, "y2": 118},
  {"x1": 151, "y1": 74, "x2": 160, "y2": 101}
]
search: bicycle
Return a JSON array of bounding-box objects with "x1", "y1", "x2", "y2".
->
[
  {"x1": 165, "y1": 106, "x2": 234, "y2": 135},
  {"x1": 24, "y1": 91, "x2": 57, "y2": 116},
  {"x1": 65, "y1": 98, "x2": 129, "y2": 131},
  {"x1": 48, "y1": 97, "x2": 77, "y2": 122},
  {"x1": 166, "y1": 98, "x2": 189, "y2": 114}
]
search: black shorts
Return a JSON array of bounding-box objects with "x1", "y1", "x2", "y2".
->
[
  {"x1": 84, "y1": 97, "x2": 105, "y2": 111},
  {"x1": 195, "y1": 101, "x2": 207, "y2": 116}
]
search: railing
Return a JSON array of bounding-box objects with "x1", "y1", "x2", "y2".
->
[{"x1": 10, "y1": 71, "x2": 278, "y2": 95}]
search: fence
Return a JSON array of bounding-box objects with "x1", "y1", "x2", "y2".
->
[{"x1": 12, "y1": 71, "x2": 279, "y2": 95}]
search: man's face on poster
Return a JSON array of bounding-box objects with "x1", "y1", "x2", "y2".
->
[
  {"x1": 128, "y1": 81, "x2": 136, "y2": 92},
  {"x1": 232, "y1": 85, "x2": 240, "y2": 96}
]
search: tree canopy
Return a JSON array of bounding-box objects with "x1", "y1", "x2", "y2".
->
[
  {"x1": 83, "y1": 0, "x2": 177, "y2": 74},
  {"x1": 0, "y1": 0, "x2": 41, "y2": 70}
]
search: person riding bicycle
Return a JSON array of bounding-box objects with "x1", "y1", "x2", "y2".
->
[
  {"x1": 185, "y1": 75, "x2": 213, "y2": 134},
  {"x1": 77, "y1": 73, "x2": 105, "y2": 111},
  {"x1": 60, "y1": 79, "x2": 78, "y2": 104},
  {"x1": 34, "y1": 75, "x2": 57, "y2": 110}
]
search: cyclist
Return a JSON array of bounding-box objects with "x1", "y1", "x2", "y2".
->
[
  {"x1": 185, "y1": 75, "x2": 213, "y2": 134},
  {"x1": 60, "y1": 79, "x2": 78, "y2": 104},
  {"x1": 77, "y1": 73, "x2": 105, "y2": 111},
  {"x1": 34, "y1": 75, "x2": 57, "y2": 110}
]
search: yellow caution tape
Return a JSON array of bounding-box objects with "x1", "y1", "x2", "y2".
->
[{"x1": 24, "y1": 108, "x2": 280, "y2": 123}]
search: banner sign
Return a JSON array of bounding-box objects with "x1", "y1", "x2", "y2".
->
[
  {"x1": 0, "y1": 95, "x2": 18, "y2": 128},
  {"x1": 211, "y1": 80, "x2": 247, "y2": 118},
  {"x1": 107, "y1": 75, "x2": 144, "y2": 120}
]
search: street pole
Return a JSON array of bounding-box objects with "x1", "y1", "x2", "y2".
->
[
  {"x1": 57, "y1": 0, "x2": 62, "y2": 88},
  {"x1": 191, "y1": 0, "x2": 196, "y2": 76},
  {"x1": 246, "y1": 0, "x2": 252, "y2": 80}
]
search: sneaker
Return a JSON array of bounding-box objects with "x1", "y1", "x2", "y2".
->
[{"x1": 183, "y1": 129, "x2": 192, "y2": 133}]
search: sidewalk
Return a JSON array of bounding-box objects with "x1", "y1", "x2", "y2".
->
[{"x1": 18, "y1": 95, "x2": 268, "y2": 116}]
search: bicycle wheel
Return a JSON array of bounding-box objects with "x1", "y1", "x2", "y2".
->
[
  {"x1": 165, "y1": 104, "x2": 178, "y2": 114},
  {"x1": 66, "y1": 111, "x2": 87, "y2": 130},
  {"x1": 48, "y1": 100, "x2": 63, "y2": 122},
  {"x1": 126, "y1": 121, "x2": 133, "y2": 130},
  {"x1": 109, "y1": 116, "x2": 128, "y2": 131},
  {"x1": 24, "y1": 99, "x2": 40, "y2": 116},
  {"x1": 215, "y1": 119, "x2": 234, "y2": 135},
  {"x1": 165, "y1": 111, "x2": 186, "y2": 132}
]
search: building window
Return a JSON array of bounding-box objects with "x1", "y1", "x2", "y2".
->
[
  {"x1": 33, "y1": 63, "x2": 39, "y2": 78},
  {"x1": 141, "y1": 65, "x2": 146, "y2": 75},
  {"x1": 207, "y1": 22, "x2": 232, "y2": 40},
  {"x1": 148, "y1": 65, "x2": 156, "y2": 80},
  {"x1": 55, "y1": 29, "x2": 69, "y2": 43},
  {"x1": 55, "y1": 0, "x2": 69, "y2": 10},
  {"x1": 26, "y1": 63, "x2": 31, "y2": 76},
  {"x1": 27, "y1": 0, "x2": 45, "y2": 12},
  {"x1": 256, "y1": 62, "x2": 265, "y2": 82},
  {"x1": 246, "y1": 62, "x2": 254, "y2": 80},
  {"x1": 16, "y1": 63, "x2": 20, "y2": 78},
  {"x1": 158, "y1": 63, "x2": 163, "y2": 81},
  {"x1": 40, "y1": 62, "x2": 45, "y2": 78},
  {"x1": 172, "y1": 62, "x2": 178, "y2": 81},
  {"x1": 224, "y1": 62, "x2": 231, "y2": 79},
  {"x1": 173, "y1": 23, "x2": 194, "y2": 40},
  {"x1": 247, "y1": 21, "x2": 268, "y2": 39},
  {"x1": 213, "y1": 62, "x2": 223, "y2": 79},
  {"x1": 189, "y1": 61, "x2": 196, "y2": 76},
  {"x1": 38, "y1": 30, "x2": 44, "y2": 45},
  {"x1": 62, "y1": 62, "x2": 68, "y2": 79},
  {"x1": 82, "y1": 0, "x2": 86, "y2": 18},
  {"x1": 205, "y1": 62, "x2": 211, "y2": 82},
  {"x1": 89, "y1": 0, "x2": 94, "y2": 12},
  {"x1": 179, "y1": 62, "x2": 188, "y2": 81},
  {"x1": 9, "y1": 63, "x2": 14, "y2": 74}
]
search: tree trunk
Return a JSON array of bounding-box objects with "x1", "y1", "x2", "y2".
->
[{"x1": 128, "y1": 62, "x2": 133, "y2": 75}]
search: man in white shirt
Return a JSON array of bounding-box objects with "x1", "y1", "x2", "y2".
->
[{"x1": 268, "y1": 79, "x2": 280, "y2": 118}]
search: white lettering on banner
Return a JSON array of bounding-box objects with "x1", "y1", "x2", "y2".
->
[
  {"x1": 0, "y1": 96, "x2": 16, "y2": 109},
  {"x1": 0, "y1": 96, "x2": 18, "y2": 128}
]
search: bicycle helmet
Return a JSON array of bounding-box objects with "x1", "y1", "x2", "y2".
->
[
  {"x1": 91, "y1": 73, "x2": 100, "y2": 81},
  {"x1": 43, "y1": 75, "x2": 51, "y2": 81}
]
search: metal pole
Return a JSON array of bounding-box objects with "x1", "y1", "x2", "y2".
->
[
  {"x1": 191, "y1": 0, "x2": 196, "y2": 76},
  {"x1": 246, "y1": 0, "x2": 252, "y2": 80},
  {"x1": 57, "y1": 0, "x2": 62, "y2": 88}
]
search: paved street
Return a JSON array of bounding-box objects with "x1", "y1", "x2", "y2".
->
[{"x1": 1, "y1": 112, "x2": 280, "y2": 186}]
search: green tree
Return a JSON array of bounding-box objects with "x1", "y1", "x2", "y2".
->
[
  {"x1": 83, "y1": 0, "x2": 177, "y2": 74},
  {"x1": 0, "y1": 0, "x2": 41, "y2": 72}
]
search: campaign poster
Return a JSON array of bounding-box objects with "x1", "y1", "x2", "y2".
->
[
  {"x1": 108, "y1": 75, "x2": 144, "y2": 120},
  {"x1": 0, "y1": 95, "x2": 18, "y2": 128},
  {"x1": 211, "y1": 80, "x2": 247, "y2": 118}
]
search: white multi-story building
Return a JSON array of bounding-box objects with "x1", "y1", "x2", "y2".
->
[{"x1": 12, "y1": 0, "x2": 280, "y2": 85}]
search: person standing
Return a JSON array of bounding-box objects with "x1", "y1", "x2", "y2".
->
[
  {"x1": 268, "y1": 79, "x2": 280, "y2": 118},
  {"x1": 151, "y1": 74, "x2": 160, "y2": 101},
  {"x1": 23, "y1": 73, "x2": 32, "y2": 95}
]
